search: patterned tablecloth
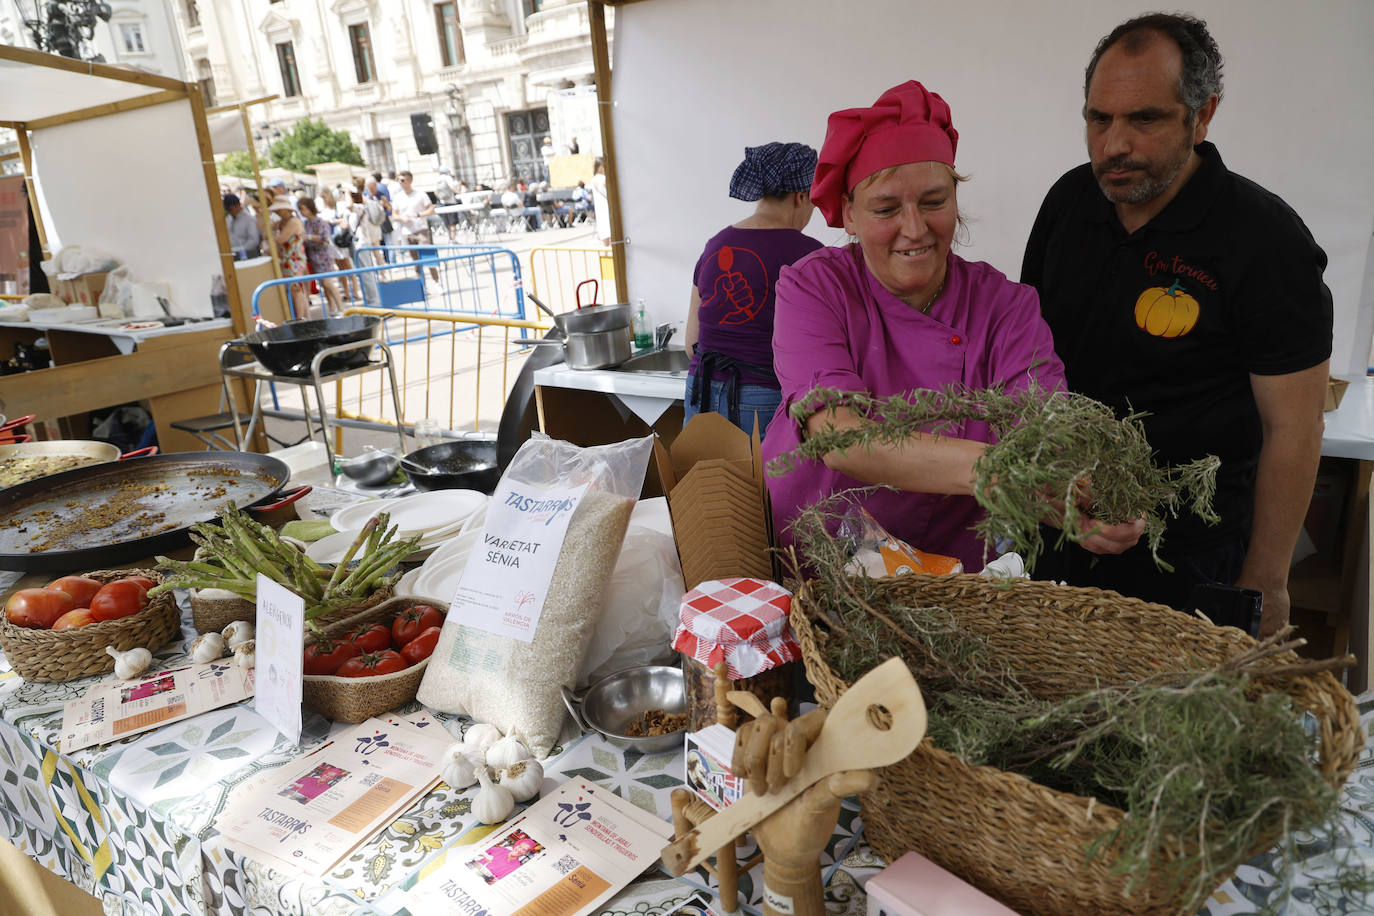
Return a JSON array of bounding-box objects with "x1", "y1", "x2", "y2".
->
[{"x1": 0, "y1": 595, "x2": 1371, "y2": 916}]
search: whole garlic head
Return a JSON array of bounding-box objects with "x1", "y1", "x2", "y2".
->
[
  {"x1": 233, "y1": 639, "x2": 256, "y2": 669},
  {"x1": 485, "y1": 734, "x2": 530, "y2": 770},
  {"x1": 461, "y1": 722, "x2": 502, "y2": 757},
  {"x1": 497, "y1": 758, "x2": 543, "y2": 803},
  {"x1": 106, "y1": 645, "x2": 152, "y2": 680},
  {"x1": 472, "y1": 766, "x2": 515, "y2": 825},
  {"x1": 222, "y1": 620, "x2": 254, "y2": 650},
  {"x1": 190, "y1": 632, "x2": 227, "y2": 664},
  {"x1": 441, "y1": 743, "x2": 480, "y2": 790}
]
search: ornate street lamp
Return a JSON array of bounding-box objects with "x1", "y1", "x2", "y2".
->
[{"x1": 20, "y1": 0, "x2": 113, "y2": 62}]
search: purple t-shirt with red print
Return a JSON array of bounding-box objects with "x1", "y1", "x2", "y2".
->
[{"x1": 690, "y1": 226, "x2": 823, "y2": 387}]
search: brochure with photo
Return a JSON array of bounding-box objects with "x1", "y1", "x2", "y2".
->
[
  {"x1": 214, "y1": 715, "x2": 451, "y2": 877},
  {"x1": 405, "y1": 777, "x2": 673, "y2": 916},
  {"x1": 60, "y1": 661, "x2": 256, "y2": 753}
]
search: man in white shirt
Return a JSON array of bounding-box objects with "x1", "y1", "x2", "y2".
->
[{"x1": 393, "y1": 170, "x2": 438, "y2": 281}]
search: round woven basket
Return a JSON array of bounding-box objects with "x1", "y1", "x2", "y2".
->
[
  {"x1": 791, "y1": 573, "x2": 1362, "y2": 916},
  {"x1": 0, "y1": 569, "x2": 181, "y2": 683},
  {"x1": 302, "y1": 595, "x2": 445, "y2": 723},
  {"x1": 189, "y1": 582, "x2": 395, "y2": 636}
]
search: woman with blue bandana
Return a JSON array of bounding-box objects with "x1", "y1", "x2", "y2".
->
[{"x1": 684, "y1": 142, "x2": 822, "y2": 435}]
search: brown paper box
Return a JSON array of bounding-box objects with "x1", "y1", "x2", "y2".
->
[
  {"x1": 1326, "y1": 376, "x2": 1350, "y2": 412},
  {"x1": 653, "y1": 412, "x2": 776, "y2": 590}
]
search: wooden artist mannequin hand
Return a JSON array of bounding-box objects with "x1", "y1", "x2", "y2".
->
[{"x1": 733, "y1": 703, "x2": 877, "y2": 916}]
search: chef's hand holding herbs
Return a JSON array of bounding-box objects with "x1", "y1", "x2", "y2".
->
[{"x1": 760, "y1": 80, "x2": 1145, "y2": 572}]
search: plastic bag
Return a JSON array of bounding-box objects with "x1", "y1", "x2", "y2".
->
[
  {"x1": 98, "y1": 265, "x2": 133, "y2": 318},
  {"x1": 576, "y1": 517, "x2": 684, "y2": 689},
  {"x1": 840, "y1": 506, "x2": 963, "y2": 578},
  {"x1": 417, "y1": 434, "x2": 655, "y2": 756},
  {"x1": 51, "y1": 245, "x2": 118, "y2": 276}
]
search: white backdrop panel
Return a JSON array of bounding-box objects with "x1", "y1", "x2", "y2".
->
[
  {"x1": 30, "y1": 100, "x2": 221, "y2": 318},
  {"x1": 614, "y1": 0, "x2": 1374, "y2": 378}
]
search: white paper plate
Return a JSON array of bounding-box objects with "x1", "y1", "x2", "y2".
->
[
  {"x1": 330, "y1": 490, "x2": 487, "y2": 535},
  {"x1": 398, "y1": 529, "x2": 483, "y2": 601},
  {"x1": 305, "y1": 528, "x2": 438, "y2": 566}
]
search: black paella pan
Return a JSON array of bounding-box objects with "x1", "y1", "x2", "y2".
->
[{"x1": 0, "y1": 451, "x2": 303, "y2": 573}]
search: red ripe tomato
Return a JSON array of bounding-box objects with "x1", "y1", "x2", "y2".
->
[
  {"x1": 336, "y1": 649, "x2": 408, "y2": 678},
  {"x1": 399, "y1": 626, "x2": 441, "y2": 665},
  {"x1": 303, "y1": 638, "x2": 362, "y2": 676},
  {"x1": 346, "y1": 623, "x2": 392, "y2": 654},
  {"x1": 46, "y1": 576, "x2": 103, "y2": 609},
  {"x1": 121, "y1": 576, "x2": 158, "y2": 594},
  {"x1": 52, "y1": 608, "x2": 98, "y2": 629},
  {"x1": 5, "y1": 588, "x2": 75, "y2": 628},
  {"x1": 89, "y1": 580, "x2": 148, "y2": 622},
  {"x1": 393, "y1": 605, "x2": 443, "y2": 647}
]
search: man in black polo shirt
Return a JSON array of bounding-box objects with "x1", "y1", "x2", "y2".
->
[{"x1": 1021, "y1": 12, "x2": 1332, "y2": 637}]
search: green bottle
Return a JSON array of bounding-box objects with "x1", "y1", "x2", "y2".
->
[{"x1": 632, "y1": 299, "x2": 653, "y2": 350}]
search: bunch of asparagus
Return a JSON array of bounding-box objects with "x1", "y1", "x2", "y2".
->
[{"x1": 151, "y1": 502, "x2": 420, "y2": 623}]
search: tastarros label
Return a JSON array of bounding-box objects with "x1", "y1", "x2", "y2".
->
[{"x1": 449, "y1": 479, "x2": 588, "y2": 642}]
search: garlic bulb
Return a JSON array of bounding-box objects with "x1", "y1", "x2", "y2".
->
[
  {"x1": 441, "y1": 743, "x2": 480, "y2": 790},
  {"x1": 190, "y1": 632, "x2": 227, "y2": 664},
  {"x1": 485, "y1": 734, "x2": 530, "y2": 770},
  {"x1": 472, "y1": 766, "x2": 515, "y2": 825},
  {"x1": 462, "y1": 722, "x2": 502, "y2": 756},
  {"x1": 233, "y1": 639, "x2": 256, "y2": 669},
  {"x1": 106, "y1": 646, "x2": 152, "y2": 680},
  {"x1": 497, "y1": 758, "x2": 543, "y2": 803},
  {"x1": 222, "y1": 620, "x2": 254, "y2": 649}
]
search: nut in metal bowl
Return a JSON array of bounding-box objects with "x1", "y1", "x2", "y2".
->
[{"x1": 561, "y1": 664, "x2": 687, "y2": 752}]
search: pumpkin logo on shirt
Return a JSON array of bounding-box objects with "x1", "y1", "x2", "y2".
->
[
  {"x1": 1133, "y1": 280, "x2": 1199, "y2": 338},
  {"x1": 704, "y1": 246, "x2": 768, "y2": 325}
]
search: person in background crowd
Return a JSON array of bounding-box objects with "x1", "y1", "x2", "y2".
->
[
  {"x1": 568, "y1": 136, "x2": 580, "y2": 155},
  {"x1": 268, "y1": 196, "x2": 309, "y2": 317},
  {"x1": 541, "y1": 136, "x2": 557, "y2": 180},
  {"x1": 363, "y1": 175, "x2": 396, "y2": 263},
  {"x1": 435, "y1": 167, "x2": 461, "y2": 240},
  {"x1": 297, "y1": 197, "x2": 344, "y2": 317},
  {"x1": 760, "y1": 80, "x2": 1143, "y2": 573},
  {"x1": 591, "y1": 158, "x2": 610, "y2": 246},
  {"x1": 265, "y1": 176, "x2": 296, "y2": 213},
  {"x1": 393, "y1": 170, "x2": 439, "y2": 282},
  {"x1": 684, "y1": 142, "x2": 822, "y2": 434},
  {"x1": 316, "y1": 187, "x2": 359, "y2": 302},
  {"x1": 223, "y1": 193, "x2": 262, "y2": 260},
  {"x1": 1021, "y1": 13, "x2": 1331, "y2": 637},
  {"x1": 571, "y1": 181, "x2": 591, "y2": 223}
]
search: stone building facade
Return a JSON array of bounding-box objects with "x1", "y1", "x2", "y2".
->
[{"x1": 169, "y1": 0, "x2": 607, "y2": 190}]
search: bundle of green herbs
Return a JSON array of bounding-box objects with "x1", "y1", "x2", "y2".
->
[
  {"x1": 785, "y1": 500, "x2": 1359, "y2": 913},
  {"x1": 767, "y1": 381, "x2": 1220, "y2": 569},
  {"x1": 152, "y1": 502, "x2": 419, "y2": 629}
]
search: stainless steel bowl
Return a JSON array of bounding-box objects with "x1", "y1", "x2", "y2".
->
[
  {"x1": 339, "y1": 449, "x2": 399, "y2": 486},
  {"x1": 561, "y1": 665, "x2": 687, "y2": 752}
]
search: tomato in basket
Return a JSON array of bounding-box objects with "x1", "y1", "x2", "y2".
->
[
  {"x1": 46, "y1": 576, "x2": 102, "y2": 608},
  {"x1": 52, "y1": 609, "x2": 98, "y2": 629},
  {"x1": 89, "y1": 580, "x2": 148, "y2": 622},
  {"x1": 304, "y1": 638, "x2": 362, "y2": 676},
  {"x1": 122, "y1": 576, "x2": 158, "y2": 594},
  {"x1": 346, "y1": 623, "x2": 392, "y2": 654},
  {"x1": 5, "y1": 588, "x2": 75, "y2": 629},
  {"x1": 337, "y1": 649, "x2": 407, "y2": 678},
  {"x1": 399, "y1": 626, "x2": 441, "y2": 665},
  {"x1": 393, "y1": 605, "x2": 443, "y2": 647}
]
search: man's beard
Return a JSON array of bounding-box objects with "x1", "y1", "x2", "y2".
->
[{"x1": 1093, "y1": 141, "x2": 1192, "y2": 205}]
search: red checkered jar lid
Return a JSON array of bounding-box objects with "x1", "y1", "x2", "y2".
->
[{"x1": 673, "y1": 577, "x2": 801, "y2": 679}]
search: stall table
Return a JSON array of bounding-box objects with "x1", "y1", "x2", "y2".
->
[
  {"x1": 0, "y1": 316, "x2": 244, "y2": 453},
  {"x1": 0, "y1": 582, "x2": 1371, "y2": 915}
]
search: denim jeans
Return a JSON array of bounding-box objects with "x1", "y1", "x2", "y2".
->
[{"x1": 683, "y1": 373, "x2": 782, "y2": 436}]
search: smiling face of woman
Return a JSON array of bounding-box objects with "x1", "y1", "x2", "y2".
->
[{"x1": 842, "y1": 161, "x2": 957, "y2": 311}]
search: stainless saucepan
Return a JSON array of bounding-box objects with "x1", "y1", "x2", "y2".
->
[{"x1": 514, "y1": 325, "x2": 632, "y2": 370}]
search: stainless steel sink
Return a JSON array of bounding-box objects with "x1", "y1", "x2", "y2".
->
[{"x1": 616, "y1": 348, "x2": 691, "y2": 376}]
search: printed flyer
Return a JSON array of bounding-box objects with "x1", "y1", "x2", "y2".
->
[
  {"x1": 214, "y1": 715, "x2": 450, "y2": 877},
  {"x1": 404, "y1": 778, "x2": 674, "y2": 916},
  {"x1": 60, "y1": 661, "x2": 256, "y2": 753}
]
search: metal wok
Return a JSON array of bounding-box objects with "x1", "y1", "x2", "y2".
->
[
  {"x1": 402, "y1": 440, "x2": 501, "y2": 493},
  {"x1": 0, "y1": 451, "x2": 299, "y2": 573},
  {"x1": 236, "y1": 315, "x2": 382, "y2": 377}
]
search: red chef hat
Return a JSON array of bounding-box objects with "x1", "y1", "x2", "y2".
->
[{"x1": 810, "y1": 80, "x2": 959, "y2": 227}]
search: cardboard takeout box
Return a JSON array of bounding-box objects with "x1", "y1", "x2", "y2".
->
[{"x1": 652, "y1": 412, "x2": 775, "y2": 589}]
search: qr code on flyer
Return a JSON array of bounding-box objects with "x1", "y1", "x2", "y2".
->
[{"x1": 552, "y1": 854, "x2": 579, "y2": 876}]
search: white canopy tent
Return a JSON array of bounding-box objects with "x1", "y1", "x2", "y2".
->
[{"x1": 0, "y1": 45, "x2": 240, "y2": 325}]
